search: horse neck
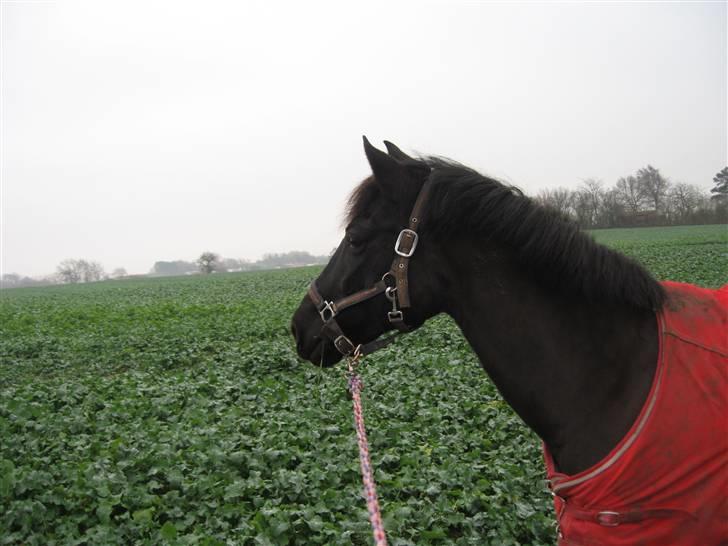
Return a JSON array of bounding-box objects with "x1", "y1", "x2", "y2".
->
[{"x1": 438, "y1": 238, "x2": 658, "y2": 475}]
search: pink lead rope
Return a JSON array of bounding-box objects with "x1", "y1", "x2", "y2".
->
[{"x1": 347, "y1": 357, "x2": 388, "y2": 546}]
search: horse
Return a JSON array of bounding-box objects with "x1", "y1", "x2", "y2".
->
[{"x1": 290, "y1": 138, "x2": 727, "y2": 545}]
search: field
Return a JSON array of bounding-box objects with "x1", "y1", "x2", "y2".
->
[{"x1": 1, "y1": 224, "x2": 726, "y2": 545}]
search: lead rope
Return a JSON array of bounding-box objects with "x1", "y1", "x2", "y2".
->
[{"x1": 346, "y1": 353, "x2": 388, "y2": 546}]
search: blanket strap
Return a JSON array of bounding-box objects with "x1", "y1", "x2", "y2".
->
[{"x1": 565, "y1": 506, "x2": 695, "y2": 527}]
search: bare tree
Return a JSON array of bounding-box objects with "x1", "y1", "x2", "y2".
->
[
  {"x1": 535, "y1": 187, "x2": 573, "y2": 218},
  {"x1": 571, "y1": 190, "x2": 594, "y2": 228},
  {"x1": 637, "y1": 165, "x2": 670, "y2": 212},
  {"x1": 197, "y1": 251, "x2": 220, "y2": 274},
  {"x1": 79, "y1": 260, "x2": 105, "y2": 282},
  {"x1": 57, "y1": 259, "x2": 82, "y2": 284},
  {"x1": 599, "y1": 188, "x2": 624, "y2": 228},
  {"x1": 668, "y1": 183, "x2": 701, "y2": 223},
  {"x1": 614, "y1": 175, "x2": 646, "y2": 214},
  {"x1": 579, "y1": 179, "x2": 604, "y2": 227},
  {"x1": 56, "y1": 259, "x2": 105, "y2": 284}
]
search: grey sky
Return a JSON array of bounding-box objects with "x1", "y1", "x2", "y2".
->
[{"x1": 2, "y1": 1, "x2": 726, "y2": 277}]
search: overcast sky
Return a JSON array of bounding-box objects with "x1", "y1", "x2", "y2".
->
[{"x1": 2, "y1": 1, "x2": 726, "y2": 277}]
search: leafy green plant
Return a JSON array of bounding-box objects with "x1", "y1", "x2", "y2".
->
[{"x1": 1, "y1": 225, "x2": 726, "y2": 545}]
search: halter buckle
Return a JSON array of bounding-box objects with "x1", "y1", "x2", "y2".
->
[
  {"x1": 334, "y1": 335, "x2": 357, "y2": 356},
  {"x1": 395, "y1": 229, "x2": 418, "y2": 257},
  {"x1": 319, "y1": 301, "x2": 337, "y2": 322}
]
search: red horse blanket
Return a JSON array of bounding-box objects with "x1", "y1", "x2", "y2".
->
[{"x1": 544, "y1": 281, "x2": 728, "y2": 546}]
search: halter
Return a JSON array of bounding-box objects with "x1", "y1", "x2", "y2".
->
[{"x1": 308, "y1": 173, "x2": 432, "y2": 357}]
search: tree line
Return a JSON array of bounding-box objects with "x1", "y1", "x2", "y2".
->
[
  {"x1": 536, "y1": 166, "x2": 727, "y2": 228},
  {"x1": 1, "y1": 260, "x2": 128, "y2": 289},
  {"x1": 2, "y1": 167, "x2": 726, "y2": 288},
  {"x1": 149, "y1": 250, "x2": 330, "y2": 277},
  {"x1": 1, "y1": 250, "x2": 331, "y2": 288}
]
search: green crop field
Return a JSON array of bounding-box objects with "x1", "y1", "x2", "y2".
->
[{"x1": 1, "y1": 224, "x2": 726, "y2": 545}]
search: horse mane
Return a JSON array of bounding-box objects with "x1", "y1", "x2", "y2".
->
[
  {"x1": 347, "y1": 158, "x2": 666, "y2": 311},
  {"x1": 422, "y1": 157, "x2": 666, "y2": 310}
]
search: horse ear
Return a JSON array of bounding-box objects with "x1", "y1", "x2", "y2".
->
[
  {"x1": 383, "y1": 140, "x2": 414, "y2": 162},
  {"x1": 363, "y1": 136, "x2": 402, "y2": 188}
]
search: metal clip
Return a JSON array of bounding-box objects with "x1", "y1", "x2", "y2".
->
[
  {"x1": 388, "y1": 310, "x2": 404, "y2": 323},
  {"x1": 386, "y1": 287, "x2": 404, "y2": 322},
  {"x1": 385, "y1": 286, "x2": 397, "y2": 301}
]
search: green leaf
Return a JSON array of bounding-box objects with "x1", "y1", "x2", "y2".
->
[
  {"x1": 0, "y1": 459, "x2": 15, "y2": 499},
  {"x1": 132, "y1": 507, "x2": 155, "y2": 523},
  {"x1": 420, "y1": 528, "x2": 448, "y2": 539},
  {"x1": 160, "y1": 521, "x2": 178, "y2": 540}
]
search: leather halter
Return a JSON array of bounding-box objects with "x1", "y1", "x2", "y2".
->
[{"x1": 308, "y1": 173, "x2": 432, "y2": 357}]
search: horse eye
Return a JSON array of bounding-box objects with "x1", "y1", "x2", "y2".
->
[
  {"x1": 345, "y1": 232, "x2": 367, "y2": 250},
  {"x1": 347, "y1": 235, "x2": 364, "y2": 248}
]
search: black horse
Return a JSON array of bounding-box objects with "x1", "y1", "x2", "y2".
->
[{"x1": 290, "y1": 139, "x2": 726, "y2": 544}]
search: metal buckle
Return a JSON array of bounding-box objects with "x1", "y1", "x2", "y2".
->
[
  {"x1": 596, "y1": 511, "x2": 621, "y2": 527},
  {"x1": 394, "y1": 229, "x2": 418, "y2": 257},
  {"x1": 319, "y1": 301, "x2": 337, "y2": 322},
  {"x1": 334, "y1": 335, "x2": 357, "y2": 355}
]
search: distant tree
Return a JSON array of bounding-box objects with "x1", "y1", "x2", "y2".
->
[
  {"x1": 694, "y1": 192, "x2": 722, "y2": 224},
  {"x1": 571, "y1": 190, "x2": 594, "y2": 228},
  {"x1": 0, "y1": 274, "x2": 51, "y2": 289},
  {"x1": 579, "y1": 179, "x2": 604, "y2": 227},
  {"x1": 197, "y1": 251, "x2": 220, "y2": 274},
  {"x1": 711, "y1": 167, "x2": 728, "y2": 201},
  {"x1": 220, "y1": 258, "x2": 252, "y2": 272},
  {"x1": 599, "y1": 188, "x2": 624, "y2": 228},
  {"x1": 111, "y1": 267, "x2": 128, "y2": 278},
  {"x1": 668, "y1": 183, "x2": 702, "y2": 223},
  {"x1": 56, "y1": 259, "x2": 105, "y2": 283},
  {"x1": 614, "y1": 175, "x2": 646, "y2": 214},
  {"x1": 636, "y1": 165, "x2": 670, "y2": 212},
  {"x1": 80, "y1": 260, "x2": 105, "y2": 282},
  {"x1": 535, "y1": 187, "x2": 573, "y2": 218},
  {"x1": 1, "y1": 273, "x2": 21, "y2": 288},
  {"x1": 57, "y1": 259, "x2": 82, "y2": 284}
]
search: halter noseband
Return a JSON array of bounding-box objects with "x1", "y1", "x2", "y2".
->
[{"x1": 308, "y1": 173, "x2": 432, "y2": 357}]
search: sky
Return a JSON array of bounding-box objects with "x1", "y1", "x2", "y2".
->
[{"x1": 1, "y1": 1, "x2": 726, "y2": 277}]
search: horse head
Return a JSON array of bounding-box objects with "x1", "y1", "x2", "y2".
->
[{"x1": 291, "y1": 137, "x2": 445, "y2": 366}]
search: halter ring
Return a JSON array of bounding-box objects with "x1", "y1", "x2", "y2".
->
[{"x1": 319, "y1": 301, "x2": 337, "y2": 322}]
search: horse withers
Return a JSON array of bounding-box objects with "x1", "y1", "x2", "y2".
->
[{"x1": 290, "y1": 138, "x2": 727, "y2": 545}]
